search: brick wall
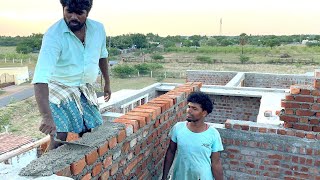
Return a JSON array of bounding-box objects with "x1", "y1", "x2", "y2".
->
[
  {"x1": 280, "y1": 84, "x2": 320, "y2": 133},
  {"x1": 206, "y1": 95, "x2": 261, "y2": 124},
  {"x1": 244, "y1": 73, "x2": 314, "y2": 89},
  {"x1": 20, "y1": 82, "x2": 202, "y2": 179},
  {"x1": 187, "y1": 70, "x2": 237, "y2": 85},
  {"x1": 220, "y1": 120, "x2": 319, "y2": 179}
]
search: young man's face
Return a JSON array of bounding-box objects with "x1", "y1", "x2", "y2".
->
[
  {"x1": 186, "y1": 102, "x2": 207, "y2": 122},
  {"x1": 63, "y1": 6, "x2": 88, "y2": 32}
]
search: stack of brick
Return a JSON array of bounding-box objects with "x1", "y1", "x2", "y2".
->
[{"x1": 280, "y1": 70, "x2": 320, "y2": 133}]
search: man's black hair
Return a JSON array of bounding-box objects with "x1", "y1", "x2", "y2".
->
[
  {"x1": 60, "y1": 0, "x2": 93, "y2": 13},
  {"x1": 187, "y1": 91, "x2": 214, "y2": 114}
]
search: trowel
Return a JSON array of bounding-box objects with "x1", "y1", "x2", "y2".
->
[{"x1": 53, "y1": 134, "x2": 92, "y2": 147}]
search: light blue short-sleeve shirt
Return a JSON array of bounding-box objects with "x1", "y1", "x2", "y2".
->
[
  {"x1": 32, "y1": 18, "x2": 108, "y2": 86},
  {"x1": 170, "y1": 121, "x2": 224, "y2": 180}
]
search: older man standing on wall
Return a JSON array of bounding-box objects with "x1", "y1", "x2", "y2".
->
[{"x1": 32, "y1": 0, "x2": 111, "y2": 150}]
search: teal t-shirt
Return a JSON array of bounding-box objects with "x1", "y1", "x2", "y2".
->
[{"x1": 170, "y1": 121, "x2": 224, "y2": 180}]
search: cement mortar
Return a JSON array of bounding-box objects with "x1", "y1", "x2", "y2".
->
[
  {"x1": 218, "y1": 128, "x2": 320, "y2": 149},
  {"x1": 19, "y1": 122, "x2": 125, "y2": 177}
]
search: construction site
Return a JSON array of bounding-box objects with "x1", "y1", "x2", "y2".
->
[{"x1": 0, "y1": 70, "x2": 319, "y2": 180}]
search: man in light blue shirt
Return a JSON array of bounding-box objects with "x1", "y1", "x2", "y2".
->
[
  {"x1": 162, "y1": 92, "x2": 224, "y2": 180},
  {"x1": 32, "y1": 0, "x2": 111, "y2": 150}
]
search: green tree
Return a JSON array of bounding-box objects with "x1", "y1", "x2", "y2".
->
[
  {"x1": 131, "y1": 33, "x2": 148, "y2": 49},
  {"x1": 206, "y1": 38, "x2": 218, "y2": 46}
]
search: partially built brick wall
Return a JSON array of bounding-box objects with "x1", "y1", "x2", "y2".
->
[
  {"x1": 187, "y1": 70, "x2": 237, "y2": 85},
  {"x1": 244, "y1": 73, "x2": 314, "y2": 89},
  {"x1": 220, "y1": 120, "x2": 319, "y2": 179},
  {"x1": 206, "y1": 95, "x2": 261, "y2": 124},
  {"x1": 20, "y1": 82, "x2": 201, "y2": 180}
]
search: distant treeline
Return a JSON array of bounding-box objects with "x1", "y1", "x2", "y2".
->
[{"x1": 1, "y1": 33, "x2": 320, "y2": 54}]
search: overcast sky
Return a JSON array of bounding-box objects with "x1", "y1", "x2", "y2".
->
[{"x1": 1, "y1": 0, "x2": 319, "y2": 36}]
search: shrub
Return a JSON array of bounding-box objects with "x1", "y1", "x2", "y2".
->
[
  {"x1": 196, "y1": 56, "x2": 213, "y2": 63},
  {"x1": 134, "y1": 63, "x2": 163, "y2": 75},
  {"x1": 151, "y1": 54, "x2": 164, "y2": 61},
  {"x1": 108, "y1": 47, "x2": 121, "y2": 56},
  {"x1": 239, "y1": 55, "x2": 250, "y2": 64},
  {"x1": 112, "y1": 64, "x2": 137, "y2": 78}
]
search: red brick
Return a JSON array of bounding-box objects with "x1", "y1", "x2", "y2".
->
[
  {"x1": 300, "y1": 104, "x2": 311, "y2": 109},
  {"x1": 139, "y1": 105, "x2": 161, "y2": 116},
  {"x1": 114, "y1": 118, "x2": 139, "y2": 132},
  {"x1": 314, "y1": 79, "x2": 320, "y2": 89},
  {"x1": 98, "y1": 141, "x2": 109, "y2": 156},
  {"x1": 280, "y1": 115, "x2": 298, "y2": 122},
  {"x1": 300, "y1": 89, "x2": 311, "y2": 95},
  {"x1": 293, "y1": 124, "x2": 312, "y2": 131},
  {"x1": 313, "y1": 126, "x2": 320, "y2": 132},
  {"x1": 99, "y1": 171, "x2": 110, "y2": 180},
  {"x1": 108, "y1": 136, "x2": 117, "y2": 149},
  {"x1": 312, "y1": 90, "x2": 320, "y2": 96},
  {"x1": 286, "y1": 130, "x2": 295, "y2": 136},
  {"x1": 259, "y1": 128, "x2": 267, "y2": 133},
  {"x1": 295, "y1": 96, "x2": 314, "y2": 103},
  {"x1": 281, "y1": 102, "x2": 300, "y2": 108},
  {"x1": 285, "y1": 95, "x2": 295, "y2": 101},
  {"x1": 120, "y1": 115, "x2": 146, "y2": 128},
  {"x1": 110, "y1": 163, "x2": 119, "y2": 176},
  {"x1": 296, "y1": 110, "x2": 315, "y2": 116},
  {"x1": 103, "y1": 156, "x2": 112, "y2": 168},
  {"x1": 295, "y1": 131, "x2": 306, "y2": 138},
  {"x1": 55, "y1": 166, "x2": 71, "y2": 177},
  {"x1": 92, "y1": 163, "x2": 102, "y2": 177},
  {"x1": 225, "y1": 121, "x2": 232, "y2": 129},
  {"x1": 268, "y1": 154, "x2": 282, "y2": 160},
  {"x1": 117, "y1": 130, "x2": 126, "y2": 143},
  {"x1": 310, "y1": 119, "x2": 319, "y2": 125},
  {"x1": 285, "y1": 109, "x2": 294, "y2": 115},
  {"x1": 131, "y1": 108, "x2": 157, "y2": 119},
  {"x1": 277, "y1": 129, "x2": 286, "y2": 135},
  {"x1": 85, "y1": 150, "x2": 99, "y2": 166},
  {"x1": 299, "y1": 118, "x2": 309, "y2": 124},
  {"x1": 148, "y1": 102, "x2": 167, "y2": 113},
  {"x1": 81, "y1": 173, "x2": 91, "y2": 180},
  {"x1": 290, "y1": 86, "x2": 301, "y2": 94},
  {"x1": 123, "y1": 159, "x2": 138, "y2": 175},
  {"x1": 241, "y1": 125, "x2": 249, "y2": 131},
  {"x1": 122, "y1": 141, "x2": 130, "y2": 153},
  {"x1": 126, "y1": 111, "x2": 152, "y2": 124},
  {"x1": 71, "y1": 158, "x2": 86, "y2": 175}
]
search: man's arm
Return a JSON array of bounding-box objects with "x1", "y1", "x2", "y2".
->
[
  {"x1": 99, "y1": 58, "x2": 111, "y2": 102},
  {"x1": 211, "y1": 152, "x2": 223, "y2": 180},
  {"x1": 34, "y1": 83, "x2": 56, "y2": 135},
  {"x1": 162, "y1": 140, "x2": 177, "y2": 180}
]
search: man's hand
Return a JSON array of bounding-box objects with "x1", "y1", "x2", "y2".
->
[
  {"x1": 39, "y1": 117, "x2": 56, "y2": 135},
  {"x1": 104, "y1": 84, "x2": 111, "y2": 102}
]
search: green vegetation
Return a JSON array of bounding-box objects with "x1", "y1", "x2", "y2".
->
[
  {"x1": 151, "y1": 54, "x2": 164, "y2": 61},
  {"x1": 112, "y1": 64, "x2": 138, "y2": 78},
  {"x1": 196, "y1": 56, "x2": 213, "y2": 63},
  {"x1": 239, "y1": 55, "x2": 250, "y2": 64}
]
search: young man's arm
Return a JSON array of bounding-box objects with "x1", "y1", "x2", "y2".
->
[
  {"x1": 162, "y1": 140, "x2": 177, "y2": 180},
  {"x1": 34, "y1": 83, "x2": 56, "y2": 135},
  {"x1": 99, "y1": 58, "x2": 111, "y2": 102},
  {"x1": 211, "y1": 152, "x2": 223, "y2": 180}
]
